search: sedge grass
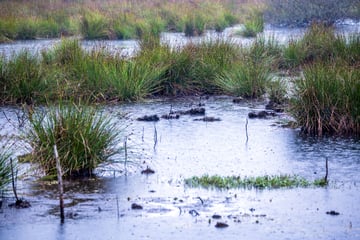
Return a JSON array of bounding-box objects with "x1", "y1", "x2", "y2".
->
[
  {"x1": 215, "y1": 38, "x2": 274, "y2": 98},
  {"x1": 0, "y1": 149, "x2": 12, "y2": 191},
  {"x1": 239, "y1": 9, "x2": 264, "y2": 38},
  {"x1": 291, "y1": 63, "x2": 360, "y2": 136},
  {"x1": 1, "y1": 50, "x2": 45, "y2": 103},
  {"x1": 27, "y1": 103, "x2": 121, "y2": 177}
]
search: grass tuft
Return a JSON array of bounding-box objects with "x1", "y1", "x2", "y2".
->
[
  {"x1": 27, "y1": 103, "x2": 122, "y2": 177},
  {"x1": 0, "y1": 149, "x2": 12, "y2": 191}
]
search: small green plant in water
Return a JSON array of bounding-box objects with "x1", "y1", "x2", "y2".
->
[{"x1": 185, "y1": 174, "x2": 329, "y2": 189}]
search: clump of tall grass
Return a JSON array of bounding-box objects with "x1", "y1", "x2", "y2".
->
[
  {"x1": 80, "y1": 11, "x2": 111, "y2": 40},
  {"x1": 291, "y1": 63, "x2": 360, "y2": 136},
  {"x1": 216, "y1": 38, "x2": 274, "y2": 98},
  {"x1": 239, "y1": 10, "x2": 264, "y2": 38},
  {"x1": 1, "y1": 50, "x2": 45, "y2": 103},
  {"x1": 0, "y1": 149, "x2": 12, "y2": 191},
  {"x1": 27, "y1": 103, "x2": 121, "y2": 177},
  {"x1": 183, "y1": 13, "x2": 206, "y2": 37}
]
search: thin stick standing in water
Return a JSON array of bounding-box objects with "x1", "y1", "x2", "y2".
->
[
  {"x1": 54, "y1": 145, "x2": 65, "y2": 223},
  {"x1": 324, "y1": 157, "x2": 329, "y2": 184},
  {"x1": 10, "y1": 158, "x2": 18, "y2": 201},
  {"x1": 116, "y1": 195, "x2": 120, "y2": 219},
  {"x1": 124, "y1": 137, "x2": 128, "y2": 176},
  {"x1": 153, "y1": 124, "x2": 158, "y2": 150},
  {"x1": 245, "y1": 118, "x2": 249, "y2": 143},
  {"x1": 142, "y1": 127, "x2": 144, "y2": 142}
]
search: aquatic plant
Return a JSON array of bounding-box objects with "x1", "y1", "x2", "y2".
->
[
  {"x1": 267, "y1": 78, "x2": 288, "y2": 105},
  {"x1": 1, "y1": 50, "x2": 45, "y2": 103},
  {"x1": 215, "y1": 39, "x2": 274, "y2": 98},
  {"x1": 291, "y1": 63, "x2": 360, "y2": 136},
  {"x1": 185, "y1": 174, "x2": 312, "y2": 189},
  {"x1": 0, "y1": 150, "x2": 12, "y2": 191},
  {"x1": 80, "y1": 11, "x2": 110, "y2": 40},
  {"x1": 239, "y1": 9, "x2": 264, "y2": 38},
  {"x1": 183, "y1": 13, "x2": 206, "y2": 37},
  {"x1": 27, "y1": 103, "x2": 121, "y2": 177}
]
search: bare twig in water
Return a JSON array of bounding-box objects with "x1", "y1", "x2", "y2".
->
[
  {"x1": 324, "y1": 157, "x2": 329, "y2": 184},
  {"x1": 124, "y1": 137, "x2": 128, "y2": 176},
  {"x1": 116, "y1": 195, "x2": 120, "y2": 219},
  {"x1": 153, "y1": 124, "x2": 158, "y2": 150},
  {"x1": 142, "y1": 127, "x2": 144, "y2": 142},
  {"x1": 10, "y1": 158, "x2": 18, "y2": 202},
  {"x1": 54, "y1": 145, "x2": 65, "y2": 223},
  {"x1": 245, "y1": 117, "x2": 249, "y2": 143}
]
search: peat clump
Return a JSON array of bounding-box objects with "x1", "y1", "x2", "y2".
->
[
  {"x1": 173, "y1": 107, "x2": 205, "y2": 116},
  {"x1": 194, "y1": 116, "x2": 221, "y2": 122},
  {"x1": 248, "y1": 110, "x2": 277, "y2": 119},
  {"x1": 137, "y1": 115, "x2": 160, "y2": 122}
]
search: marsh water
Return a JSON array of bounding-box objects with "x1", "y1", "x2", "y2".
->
[
  {"x1": 1, "y1": 23, "x2": 360, "y2": 240},
  {"x1": 1, "y1": 21, "x2": 359, "y2": 58}
]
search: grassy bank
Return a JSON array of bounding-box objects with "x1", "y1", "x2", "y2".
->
[{"x1": 0, "y1": 0, "x2": 249, "y2": 41}]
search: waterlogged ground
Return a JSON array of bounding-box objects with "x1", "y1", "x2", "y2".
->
[{"x1": 1, "y1": 96, "x2": 360, "y2": 240}]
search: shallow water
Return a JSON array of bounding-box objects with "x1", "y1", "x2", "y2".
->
[
  {"x1": 0, "y1": 97, "x2": 360, "y2": 239},
  {"x1": 1, "y1": 21, "x2": 359, "y2": 59}
]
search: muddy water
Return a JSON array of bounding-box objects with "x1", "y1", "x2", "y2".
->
[{"x1": 0, "y1": 97, "x2": 360, "y2": 240}]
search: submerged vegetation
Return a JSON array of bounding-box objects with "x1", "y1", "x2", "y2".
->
[
  {"x1": 27, "y1": 103, "x2": 121, "y2": 177},
  {"x1": 185, "y1": 174, "x2": 328, "y2": 189}
]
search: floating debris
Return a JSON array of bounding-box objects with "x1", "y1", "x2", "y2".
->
[
  {"x1": 215, "y1": 222, "x2": 229, "y2": 228},
  {"x1": 232, "y1": 97, "x2": 244, "y2": 103},
  {"x1": 131, "y1": 203, "x2": 143, "y2": 210},
  {"x1": 8, "y1": 199, "x2": 31, "y2": 209},
  {"x1": 174, "y1": 107, "x2": 205, "y2": 116},
  {"x1": 194, "y1": 116, "x2": 221, "y2": 122},
  {"x1": 189, "y1": 209, "x2": 200, "y2": 217},
  {"x1": 248, "y1": 111, "x2": 277, "y2": 119},
  {"x1": 137, "y1": 115, "x2": 160, "y2": 122},
  {"x1": 141, "y1": 166, "x2": 155, "y2": 175},
  {"x1": 326, "y1": 210, "x2": 340, "y2": 216},
  {"x1": 161, "y1": 113, "x2": 180, "y2": 120},
  {"x1": 212, "y1": 214, "x2": 222, "y2": 219}
]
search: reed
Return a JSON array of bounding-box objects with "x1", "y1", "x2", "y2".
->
[{"x1": 27, "y1": 103, "x2": 121, "y2": 177}]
